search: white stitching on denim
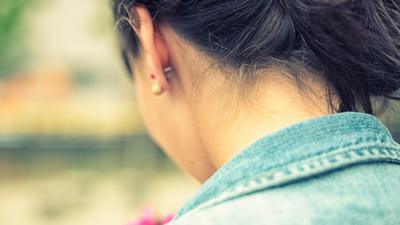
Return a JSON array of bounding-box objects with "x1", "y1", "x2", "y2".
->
[{"x1": 193, "y1": 146, "x2": 400, "y2": 212}]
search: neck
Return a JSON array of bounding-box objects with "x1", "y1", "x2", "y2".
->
[{"x1": 196, "y1": 72, "x2": 332, "y2": 169}]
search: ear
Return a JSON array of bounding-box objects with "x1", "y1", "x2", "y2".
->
[{"x1": 134, "y1": 6, "x2": 171, "y2": 91}]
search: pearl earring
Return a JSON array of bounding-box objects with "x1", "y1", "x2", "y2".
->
[{"x1": 151, "y1": 83, "x2": 163, "y2": 95}]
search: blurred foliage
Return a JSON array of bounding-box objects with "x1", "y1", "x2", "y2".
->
[{"x1": 0, "y1": 0, "x2": 39, "y2": 77}]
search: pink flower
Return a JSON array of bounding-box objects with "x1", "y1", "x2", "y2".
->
[
  {"x1": 128, "y1": 208, "x2": 174, "y2": 225},
  {"x1": 159, "y1": 214, "x2": 174, "y2": 224}
]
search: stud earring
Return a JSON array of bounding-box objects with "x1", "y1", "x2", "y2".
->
[{"x1": 151, "y1": 83, "x2": 163, "y2": 95}]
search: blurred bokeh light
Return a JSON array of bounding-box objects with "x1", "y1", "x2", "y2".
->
[{"x1": 0, "y1": 1, "x2": 198, "y2": 225}]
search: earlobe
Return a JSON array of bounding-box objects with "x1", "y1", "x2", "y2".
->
[{"x1": 150, "y1": 72, "x2": 164, "y2": 95}]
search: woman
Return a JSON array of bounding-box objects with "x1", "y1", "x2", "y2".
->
[{"x1": 113, "y1": 1, "x2": 400, "y2": 224}]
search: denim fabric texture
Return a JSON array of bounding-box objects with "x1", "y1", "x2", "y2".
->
[{"x1": 170, "y1": 112, "x2": 400, "y2": 225}]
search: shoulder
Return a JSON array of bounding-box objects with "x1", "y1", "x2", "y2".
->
[{"x1": 171, "y1": 163, "x2": 400, "y2": 225}]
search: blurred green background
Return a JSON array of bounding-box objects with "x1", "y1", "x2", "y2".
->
[
  {"x1": 0, "y1": 1, "x2": 399, "y2": 225},
  {"x1": 0, "y1": 1, "x2": 198, "y2": 225}
]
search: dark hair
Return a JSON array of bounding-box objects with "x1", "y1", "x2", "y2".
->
[{"x1": 113, "y1": 0, "x2": 400, "y2": 114}]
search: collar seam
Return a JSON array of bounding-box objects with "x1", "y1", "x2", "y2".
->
[{"x1": 189, "y1": 145, "x2": 400, "y2": 215}]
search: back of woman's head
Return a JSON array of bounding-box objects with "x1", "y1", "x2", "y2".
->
[{"x1": 113, "y1": 0, "x2": 400, "y2": 114}]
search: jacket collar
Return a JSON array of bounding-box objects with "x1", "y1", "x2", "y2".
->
[{"x1": 175, "y1": 112, "x2": 395, "y2": 218}]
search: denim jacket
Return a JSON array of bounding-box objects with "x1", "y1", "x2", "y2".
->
[{"x1": 170, "y1": 112, "x2": 400, "y2": 225}]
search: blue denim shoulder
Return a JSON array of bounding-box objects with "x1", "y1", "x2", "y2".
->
[{"x1": 170, "y1": 112, "x2": 400, "y2": 225}]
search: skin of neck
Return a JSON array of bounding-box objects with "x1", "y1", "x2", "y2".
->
[{"x1": 189, "y1": 69, "x2": 332, "y2": 169}]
